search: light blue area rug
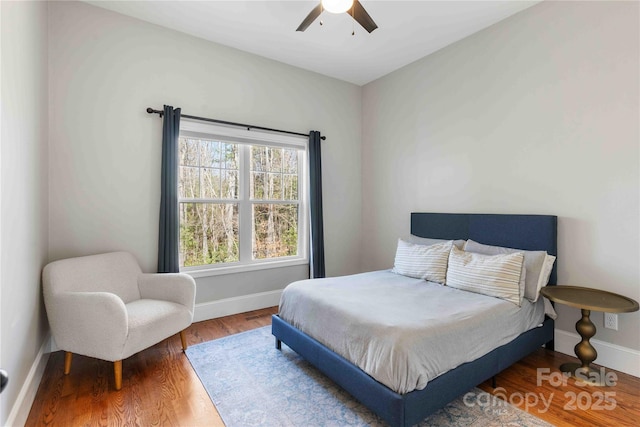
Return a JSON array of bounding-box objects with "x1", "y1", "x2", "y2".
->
[{"x1": 186, "y1": 326, "x2": 553, "y2": 427}]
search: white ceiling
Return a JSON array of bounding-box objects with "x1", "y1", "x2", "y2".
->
[{"x1": 87, "y1": 0, "x2": 541, "y2": 86}]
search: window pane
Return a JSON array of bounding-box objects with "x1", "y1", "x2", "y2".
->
[
  {"x1": 222, "y1": 170, "x2": 238, "y2": 199},
  {"x1": 179, "y1": 166, "x2": 200, "y2": 198},
  {"x1": 251, "y1": 172, "x2": 265, "y2": 200},
  {"x1": 179, "y1": 138, "x2": 199, "y2": 166},
  {"x1": 252, "y1": 204, "x2": 299, "y2": 260},
  {"x1": 283, "y1": 174, "x2": 298, "y2": 201},
  {"x1": 267, "y1": 173, "x2": 282, "y2": 200},
  {"x1": 267, "y1": 147, "x2": 283, "y2": 172},
  {"x1": 179, "y1": 203, "x2": 239, "y2": 266},
  {"x1": 251, "y1": 146, "x2": 266, "y2": 172},
  {"x1": 201, "y1": 140, "x2": 222, "y2": 168},
  {"x1": 283, "y1": 149, "x2": 298, "y2": 174},
  {"x1": 201, "y1": 168, "x2": 221, "y2": 199},
  {"x1": 224, "y1": 143, "x2": 238, "y2": 169}
]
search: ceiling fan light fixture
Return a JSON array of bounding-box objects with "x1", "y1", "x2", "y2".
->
[
  {"x1": 297, "y1": 0, "x2": 377, "y2": 33},
  {"x1": 322, "y1": 0, "x2": 354, "y2": 14}
]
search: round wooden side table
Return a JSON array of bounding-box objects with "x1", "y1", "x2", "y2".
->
[{"x1": 540, "y1": 285, "x2": 639, "y2": 386}]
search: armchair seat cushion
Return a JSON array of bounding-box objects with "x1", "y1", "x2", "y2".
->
[{"x1": 122, "y1": 299, "x2": 193, "y2": 360}]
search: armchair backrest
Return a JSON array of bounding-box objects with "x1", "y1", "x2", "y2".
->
[{"x1": 43, "y1": 252, "x2": 142, "y2": 303}]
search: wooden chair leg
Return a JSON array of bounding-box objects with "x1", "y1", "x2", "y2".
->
[
  {"x1": 114, "y1": 360, "x2": 122, "y2": 390},
  {"x1": 180, "y1": 330, "x2": 188, "y2": 351},
  {"x1": 64, "y1": 352, "x2": 73, "y2": 375}
]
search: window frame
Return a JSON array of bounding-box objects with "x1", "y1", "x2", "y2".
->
[{"x1": 178, "y1": 119, "x2": 309, "y2": 277}]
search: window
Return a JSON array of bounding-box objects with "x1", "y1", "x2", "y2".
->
[{"x1": 178, "y1": 119, "x2": 308, "y2": 274}]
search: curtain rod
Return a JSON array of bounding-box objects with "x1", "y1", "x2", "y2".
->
[{"x1": 146, "y1": 108, "x2": 325, "y2": 140}]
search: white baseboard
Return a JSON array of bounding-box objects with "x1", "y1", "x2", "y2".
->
[
  {"x1": 555, "y1": 329, "x2": 640, "y2": 377},
  {"x1": 193, "y1": 289, "x2": 282, "y2": 322},
  {"x1": 49, "y1": 291, "x2": 284, "y2": 351},
  {"x1": 5, "y1": 333, "x2": 51, "y2": 427}
]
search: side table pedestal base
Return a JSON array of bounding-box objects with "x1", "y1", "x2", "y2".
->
[{"x1": 559, "y1": 363, "x2": 610, "y2": 386}]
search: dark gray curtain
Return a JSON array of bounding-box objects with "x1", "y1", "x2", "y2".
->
[
  {"x1": 158, "y1": 105, "x2": 181, "y2": 273},
  {"x1": 308, "y1": 131, "x2": 325, "y2": 278}
]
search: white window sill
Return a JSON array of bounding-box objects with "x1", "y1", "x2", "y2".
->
[{"x1": 181, "y1": 258, "x2": 309, "y2": 278}]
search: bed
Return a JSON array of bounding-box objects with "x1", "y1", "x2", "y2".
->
[{"x1": 272, "y1": 213, "x2": 557, "y2": 427}]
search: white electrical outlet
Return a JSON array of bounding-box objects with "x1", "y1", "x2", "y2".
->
[{"x1": 604, "y1": 312, "x2": 618, "y2": 330}]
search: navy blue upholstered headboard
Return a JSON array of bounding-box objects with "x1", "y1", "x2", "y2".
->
[{"x1": 410, "y1": 213, "x2": 558, "y2": 285}]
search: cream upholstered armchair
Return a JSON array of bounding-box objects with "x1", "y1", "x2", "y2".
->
[{"x1": 42, "y1": 251, "x2": 195, "y2": 390}]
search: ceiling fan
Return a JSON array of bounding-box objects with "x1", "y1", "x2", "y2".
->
[{"x1": 296, "y1": 0, "x2": 378, "y2": 34}]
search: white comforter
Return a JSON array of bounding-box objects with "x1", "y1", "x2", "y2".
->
[{"x1": 278, "y1": 270, "x2": 545, "y2": 394}]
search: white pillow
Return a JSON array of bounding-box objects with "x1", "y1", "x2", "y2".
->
[
  {"x1": 392, "y1": 239, "x2": 452, "y2": 284},
  {"x1": 446, "y1": 246, "x2": 525, "y2": 306},
  {"x1": 464, "y1": 239, "x2": 555, "y2": 302},
  {"x1": 536, "y1": 254, "x2": 557, "y2": 302},
  {"x1": 406, "y1": 235, "x2": 466, "y2": 250}
]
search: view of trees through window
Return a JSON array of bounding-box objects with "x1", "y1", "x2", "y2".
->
[{"x1": 178, "y1": 136, "x2": 301, "y2": 268}]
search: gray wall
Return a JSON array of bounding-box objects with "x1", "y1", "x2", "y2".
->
[
  {"x1": 361, "y1": 1, "x2": 639, "y2": 351},
  {"x1": 48, "y1": 1, "x2": 363, "y2": 308},
  {"x1": 0, "y1": 1, "x2": 50, "y2": 425}
]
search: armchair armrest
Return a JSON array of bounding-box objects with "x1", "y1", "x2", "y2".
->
[
  {"x1": 137, "y1": 273, "x2": 196, "y2": 313},
  {"x1": 44, "y1": 291, "x2": 128, "y2": 361}
]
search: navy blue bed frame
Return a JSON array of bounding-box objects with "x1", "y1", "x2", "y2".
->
[{"x1": 272, "y1": 213, "x2": 557, "y2": 427}]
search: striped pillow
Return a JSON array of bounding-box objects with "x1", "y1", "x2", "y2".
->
[
  {"x1": 392, "y1": 239, "x2": 452, "y2": 284},
  {"x1": 464, "y1": 239, "x2": 551, "y2": 302},
  {"x1": 446, "y1": 246, "x2": 524, "y2": 305}
]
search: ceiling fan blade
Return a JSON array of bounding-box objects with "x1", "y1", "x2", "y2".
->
[
  {"x1": 296, "y1": 3, "x2": 323, "y2": 32},
  {"x1": 352, "y1": 0, "x2": 378, "y2": 33}
]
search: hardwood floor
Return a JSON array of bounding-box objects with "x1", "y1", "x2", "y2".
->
[
  {"x1": 477, "y1": 349, "x2": 640, "y2": 427},
  {"x1": 26, "y1": 307, "x2": 639, "y2": 426}
]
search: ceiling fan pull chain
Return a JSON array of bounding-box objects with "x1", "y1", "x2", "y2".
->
[{"x1": 351, "y1": 6, "x2": 355, "y2": 35}]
